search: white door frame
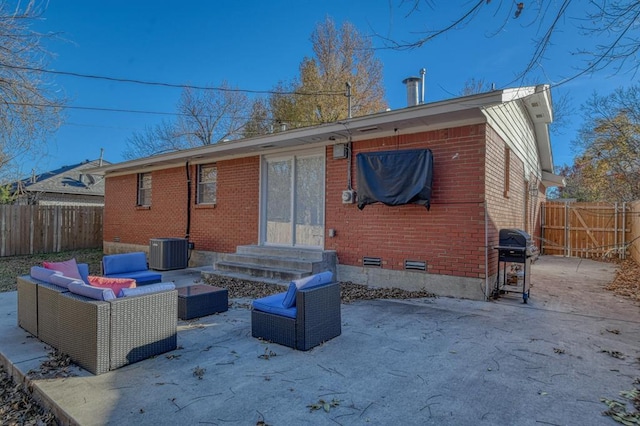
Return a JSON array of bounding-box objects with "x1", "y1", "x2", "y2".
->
[{"x1": 259, "y1": 148, "x2": 325, "y2": 248}]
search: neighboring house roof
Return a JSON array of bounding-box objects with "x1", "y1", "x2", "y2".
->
[
  {"x1": 12, "y1": 159, "x2": 111, "y2": 197},
  {"x1": 89, "y1": 85, "x2": 563, "y2": 187}
]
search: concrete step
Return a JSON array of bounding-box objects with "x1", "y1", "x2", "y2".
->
[
  {"x1": 220, "y1": 253, "x2": 314, "y2": 272},
  {"x1": 201, "y1": 269, "x2": 290, "y2": 287},
  {"x1": 236, "y1": 245, "x2": 327, "y2": 261},
  {"x1": 215, "y1": 260, "x2": 307, "y2": 281}
]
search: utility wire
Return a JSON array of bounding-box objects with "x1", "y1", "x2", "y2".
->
[
  {"x1": 5, "y1": 101, "x2": 328, "y2": 127},
  {"x1": 0, "y1": 63, "x2": 345, "y2": 96}
]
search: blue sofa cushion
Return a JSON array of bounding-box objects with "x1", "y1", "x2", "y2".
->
[
  {"x1": 102, "y1": 252, "x2": 148, "y2": 275},
  {"x1": 68, "y1": 282, "x2": 116, "y2": 301},
  {"x1": 30, "y1": 266, "x2": 62, "y2": 283},
  {"x1": 49, "y1": 274, "x2": 84, "y2": 290},
  {"x1": 77, "y1": 263, "x2": 90, "y2": 284},
  {"x1": 282, "y1": 271, "x2": 334, "y2": 308},
  {"x1": 106, "y1": 271, "x2": 162, "y2": 285},
  {"x1": 118, "y1": 282, "x2": 176, "y2": 298},
  {"x1": 253, "y1": 293, "x2": 297, "y2": 319}
]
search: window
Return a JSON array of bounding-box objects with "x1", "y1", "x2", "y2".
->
[
  {"x1": 137, "y1": 172, "x2": 152, "y2": 206},
  {"x1": 197, "y1": 164, "x2": 217, "y2": 204},
  {"x1": 504, "y1": 146, "x2": 510, "y2": 198}
]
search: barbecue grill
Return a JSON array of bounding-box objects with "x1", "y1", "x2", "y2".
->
[{"x1": 493, "y1": 229, "x2": 538, "y2": 303}]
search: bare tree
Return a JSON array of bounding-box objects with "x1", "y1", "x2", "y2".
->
[
  {"x1": 0, "y1": 0, "x2": 64, "y2": 181},
  {"x1": 123, "y1": 82, "x2": 251, "y2": 159},
  {"x1": 459, "y1": 78, "x2": 493, "y2": 96},
  {"x1": 386, "y1": 1, "x2": 640, "y2": 83}
]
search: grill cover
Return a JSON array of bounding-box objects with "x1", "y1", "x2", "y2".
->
[{"x1": 356, "y1": 149, "x2": 433, "y2": 210}]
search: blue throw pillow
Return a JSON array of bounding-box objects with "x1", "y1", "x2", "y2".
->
[
  {"x1": 118, "y1": 282, "x2": 175, "y2": 297},
  {"x1": 281, "y1": 271, "x2": 333, "y2": 308},
  {"x1": 68, "y1": 281, "x2": 116, "y2": 301}
]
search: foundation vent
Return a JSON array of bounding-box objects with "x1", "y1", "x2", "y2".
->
[
  {"x1": 363, "y1": 256, "x2": 382, "y2": 267},
  {"x1": 404, "y1": 260, "x2": 427, "y2": 271}
]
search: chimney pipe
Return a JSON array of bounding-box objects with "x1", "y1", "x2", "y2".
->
[
  {"x1": 420, "y1": 68, "x2": 426, "y2": 104},
  {"x1": 402, "y1": 76, "x2": 421, "y2": 107}
]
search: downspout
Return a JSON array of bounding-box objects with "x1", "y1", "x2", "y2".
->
[
  {"x1": 185, "y1": 162, "x2": 192, "y2": 240},
  {"x1": 484, "y1": 200, "x2": 490, "y2": 301}
]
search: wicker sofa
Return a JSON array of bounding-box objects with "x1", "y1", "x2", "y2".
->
[
  {"x1": 251, "y1": 272, "x2": 341, "y2": 351},
  {"x1": 17, "y1": 270, "x2": 177, "y2": 375}
]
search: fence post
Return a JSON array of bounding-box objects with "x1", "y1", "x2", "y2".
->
[
  {"x1": 622, "y1": 202, "x2": 626, "y2": 260},
  {"x1": 614, "y1": 202, "x2": 618, "y2": 257},
  {"x1": 564, "y1": 202, "x2": 569, "y2": 257}
]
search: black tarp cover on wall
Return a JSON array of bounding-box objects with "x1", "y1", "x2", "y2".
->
[{"x1": 356, "y1": 148, "x2": 433, "y2": 210}]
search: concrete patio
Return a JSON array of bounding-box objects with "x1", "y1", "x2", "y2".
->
[{"x1": 0, "y1": 256, "x2": 638, "y2": 425}]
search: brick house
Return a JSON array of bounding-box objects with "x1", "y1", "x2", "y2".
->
[{"x1": 93, "y1": 85, "x2": 563, "y2": 300}]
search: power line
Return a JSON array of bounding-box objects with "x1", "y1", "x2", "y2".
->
[
  {"x1": 5, "y1": 101, "x2": 326, "y2": 127},
  {"x1": 0, "y1": 63, "x2": 345, "y2": 96}
]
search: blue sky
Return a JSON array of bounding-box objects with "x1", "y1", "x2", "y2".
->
[{"x1": 26, "y1": 1, "x2": 637, "y2": 175}]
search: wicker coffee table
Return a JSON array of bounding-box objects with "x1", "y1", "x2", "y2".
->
[{"x1": 177, "y1": 285, "x2": 228, "y2": 320}]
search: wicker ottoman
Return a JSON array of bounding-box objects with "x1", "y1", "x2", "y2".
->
[{"x1": 177, "y1": 285, "x2": 228, "y2": 320}]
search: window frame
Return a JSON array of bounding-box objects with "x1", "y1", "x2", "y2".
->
[
  {"x1": 137, "y1": 172, "x2": 152, "y2": 206},
  {"x1": 197, "y1": 163, "x2": 217, "y2": 205}
]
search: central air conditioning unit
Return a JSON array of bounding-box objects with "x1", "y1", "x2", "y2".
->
[{"x1": 149, "y1": 238, "x2": 189, "y2": 270}]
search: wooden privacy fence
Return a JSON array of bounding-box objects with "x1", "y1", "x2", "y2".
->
[
  {"x1": 0, "y1": 205, "x2": 103, "y2": 257},
  {"x1": 541, "y1": 201, "x2": 634, "y2": 259}
]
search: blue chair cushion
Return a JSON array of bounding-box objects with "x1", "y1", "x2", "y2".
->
[
  {"x1": 102, "y1": 252, "x2": 148, "y2": 274},
  {"x1": 282, "y1": 271, "x2": 334, "y2": 308},
  {"x1": 118, "y1": 282, "x2": 175, "y2": 298},
  {"x1": 253, "y1": 293, "x2": 297, "y2": 319}
]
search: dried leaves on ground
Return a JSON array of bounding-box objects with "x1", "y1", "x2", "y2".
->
[
  {"x1": 0, "y1": 366, "x2": 55, "y2": 426},
  {"x1": 203, "y1": 276, "x2": 436, "y2": 302},
  {"x1": 27, "y1": 350, "x2": 77, "y2": 380},
  {"x1": 606, "y1": 259, "x2": 640, "y2": 302}
]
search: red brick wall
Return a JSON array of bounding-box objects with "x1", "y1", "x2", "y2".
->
[
  {"x1": 190, "y1": 157, "x2": 260, "y2": 253},
  {"x1": 104, "y1": 156, "x2": 260, "y2": 252},
  {"x1": 325, "y1": 125, "x2": 488, "y2": 279},
  {"x1": 104, "y1": 168, "x2": 187, "y2": 245},
  {"x1": 104, "y1": 122, "x2": 537, "y2": 284}
]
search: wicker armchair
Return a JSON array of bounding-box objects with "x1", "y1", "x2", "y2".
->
[{"x1": 251, "y1": 281, "x2": 341, "y2": 351}]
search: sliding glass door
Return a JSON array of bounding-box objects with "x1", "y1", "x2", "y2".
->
[{"x1": 262, "y1": 151, "x2": 325, "y2": 248}]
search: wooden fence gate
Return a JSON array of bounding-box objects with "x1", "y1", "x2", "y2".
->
[{"x1": 541, "y1": 201, "x2": 632, "y2": 259}]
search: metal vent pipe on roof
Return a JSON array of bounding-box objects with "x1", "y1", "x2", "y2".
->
[
  {"x1": 402, "y1": 76, "x2": 421, "y2": 107},
  {"x1": 403, "y1": 68, "x2": 427, "y2": 107}
]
